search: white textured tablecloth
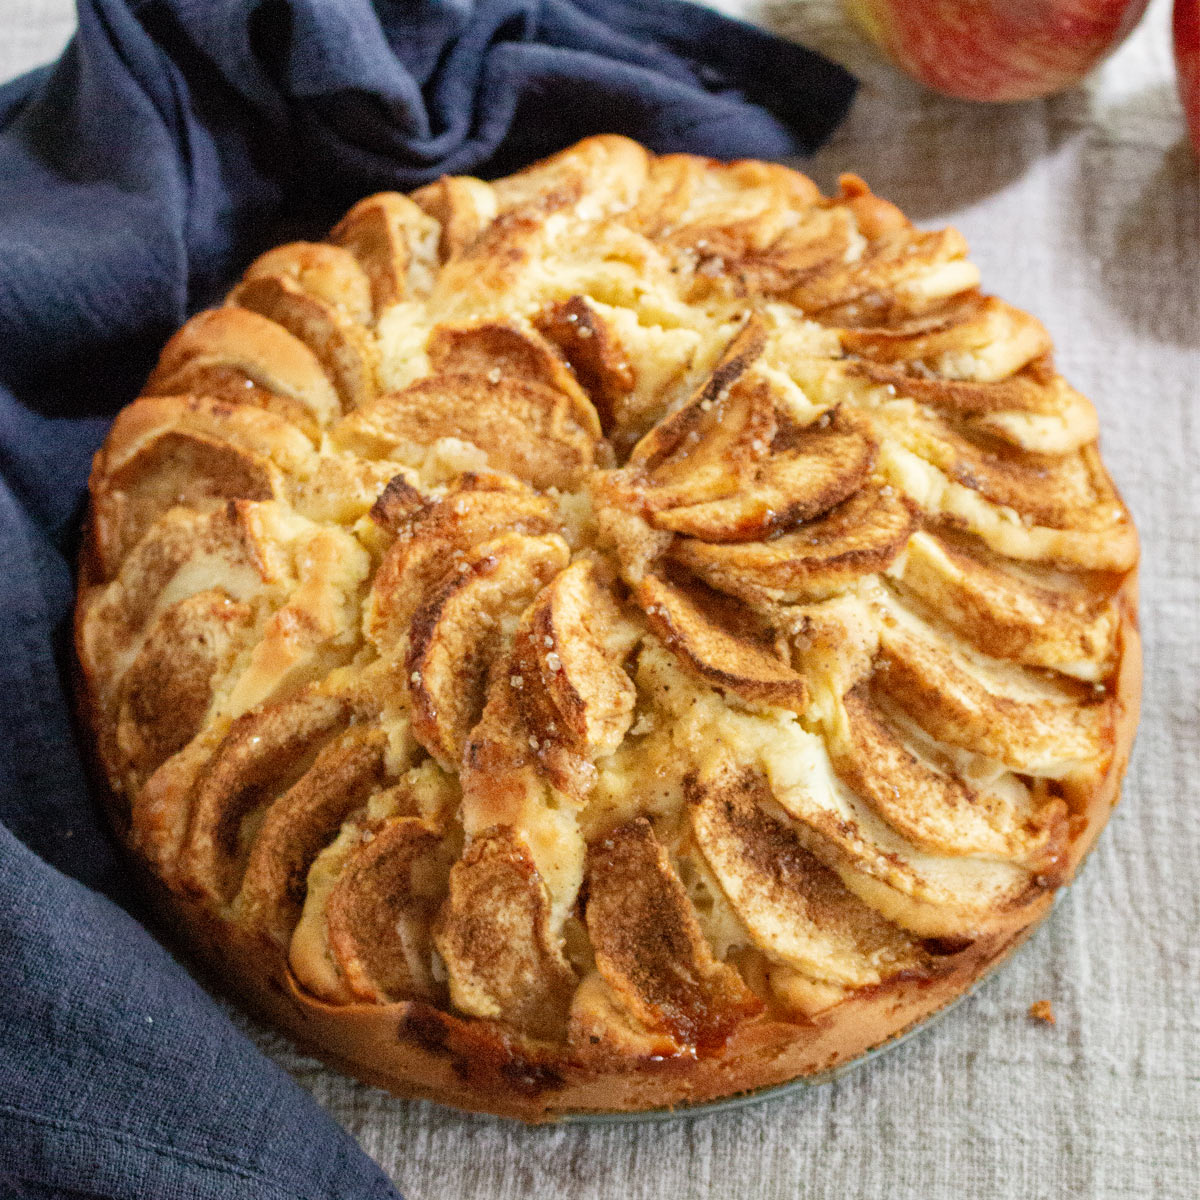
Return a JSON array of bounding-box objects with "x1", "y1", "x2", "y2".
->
[{"x1": 4, "y1": 2, "x2": 1198, "y2": 1196}]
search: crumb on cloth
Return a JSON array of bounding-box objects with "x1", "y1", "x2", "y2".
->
[{"x1": 1029, "y1": 999, "x2": 1055, "y2": 1025}]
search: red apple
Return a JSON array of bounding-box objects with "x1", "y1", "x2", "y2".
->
[
  {"x1": 1176, "y1": 0, "x2": 1200, "y2": 153},
  {"x1": 844, "y1": 0, "x2": 1151, "y2": 102}
]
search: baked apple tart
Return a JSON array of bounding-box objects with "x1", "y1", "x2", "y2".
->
[{"x1": 75, "y1": 136, "x2": 1140, "y2": 1120}]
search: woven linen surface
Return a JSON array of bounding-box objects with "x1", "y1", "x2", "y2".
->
[{"x1": 3, "y1": 1, "x2": 1197, "y2": 1197}]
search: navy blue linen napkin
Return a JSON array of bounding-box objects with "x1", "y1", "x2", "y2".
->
[{"x1": 0, "y1": 2, "x2": 855, "y2": 1195}]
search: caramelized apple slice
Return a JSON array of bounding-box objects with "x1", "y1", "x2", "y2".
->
[
  {"x1": 650, "y1": 407, "x2": 877, "y2": 543},
  {"x1": 669, "y1": 484, "x2": 915, "y2": 605},
  {"x1": 229, "y1": 273, "x2": 378, "y2": 410},
  {"x1": 334, "y1": 373, "x2": 600, "y2": 490},
  {"x1": 630, "y1": 372, "x2": 774, "y2": 503},
  {"x1": 508, "y1": 560, "x2": 639, "y2": 784},
  {"x1": 637, "y1": 570, "x2": 807, "y2": 712},
  {"x1": 178, "y1": 691, "x2": 354, "y2": 904},
  {"x1": 458, "y1": 645, "x2": 586, "y2": 932},
  {"x1": 680, "y1": 206, "x2": 860, "y2": 301},
  {"x1": 88, "y1": 395, "x2": 305, "y2": 578},
  {"x1": 488, "y1": 134, "x2": 650, "y2": 217},
  {"x1": 891, "y1": 407, "x2": 1125, "y2": 529},
  {"x1": 839, "y1": 295, "x2": 1050, "y2": 383},
  {"x1": 455, "y1": 563, "x2": 636, "y2": 919},
  {"x1": 792, "y1": 226, "x2": 976, "y2": 320},
  {"x1": 829, "y1": 686, "x2": 1066, "y2": 863},
  {"x1": 422, "y1": 192, "x2": 578, "y2": 318},
  {"x1": 743, "y1": 738, "x2": 1042, "y2": 938},
  {"x1": 78, "y1": 501, "x2": 292, "y2": 696},
  {"x1": 406, "y1": 532, "x2": 570, "y2": 768},
  {"x1": 365, "y1": 473, "x2": 558, "y2": 651},
  {"x1": 143, "y1": 307, "x2": 341, "y2": 427},
  {"x1": 288, "y1": 764, "x2": 460, "y2": 1003},
  {"x1": 236, "y1": 727, "x2": 389, "y2": 944},
  {"x1": 629, "y1": 316, "x2": 767, "y2": 475},
  {"x1": 648, "y1": 166, "x2": 961, "y2": 308},
  {"x1": 624, "y1": 152, "x2": 703, "y2": 236},
  {"x1": 434, "y1": 826, "x2": 577, "y2": 1038},
  {"x1": 879, "y1": 441, "x2": 1136, "y2": 571},
  {"x1": 615, "y1": 641, "x2": 1043, "y2": 938},
  {"x1": 689, "y1": 769, "x2": 929, "y2": 986},
  {"x1": 844, "y1": 355, "x2": 1099, "y2": 453},
  {"x1": 585, "y1": 818, "x2": 761, "y2": 1053},
  {"x1": 876, "y1": 401, "x2": 1136, "y2": 566},
  {"x1": 113, "y1": 591, "x2": 256, "y2": 786},
  {"x1": 84, "y1": 500, "x2": 363, "y2": 760},
  {"x1": 895, "y1": 531, "x2": 1120, "y2": 680},
  {"x1": 633, "y1": 155, "x2": 822, "y2": 273},
  {"x1": 97, "y1": 394, "x2": 314, "y2": 481},
  {"x1": 426, "y1": 321, "x2": 600, "y2": 438},
  {"x1": 538, "y1": 293, "x2": 704, "y2": 450},
  {"x1": 616, "y1": 317, "x2": 876, "y2": 543},
  {"x1": 873, "y1": 599, "x2": 1112, "y2": 776},
  {"x1": 242, "y1": 241, "x2": 373, "y2": 326},
  {"x1": 534, "y1": 296, "x2": 636, "y2": 431},
  {"x1": 409, "y1": 175, "x2": 499, "y2": 261},
  {"x1": 321, "y1": 817, "x2": 453, "y2": 1002},
  {"x1": 329, "y1": 191, "x2": 439, "y2": 311}
]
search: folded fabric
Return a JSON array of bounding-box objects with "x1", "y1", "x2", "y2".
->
[{"x1": 0, "y1": 2, "x2": 855, "y2": 1196}]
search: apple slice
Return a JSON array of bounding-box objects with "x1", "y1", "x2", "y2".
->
[
  {"x1": 329, "y1": 191, "x2": 440, "y2": 312},
  {"x1": 584, "y1": 818, "x2": 762, "y2": 1055},
  {"x1": 242, "y1": 242, "x2": 373, "y2": 327},
  {"x1": 405, "y1": 532, "x2": 570, "y2": 768},
  {"x1": 434, "y1": 826, "x2": 577, "y2": 1038},
  {"x1": 689, "y1": 767, "x2": 929, "y2": 986},
  {"x1": 636, "y1": 569, "x2": 809, "y2": 712},
  {"x1": 144, "y1": 307, "x2": 341, "y2": 429},
  {"x1": 668, "y1": 484, "x2": 915, "y2": 606}
]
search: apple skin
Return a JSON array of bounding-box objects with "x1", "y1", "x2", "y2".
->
[
  {"x1": 844, "y1": 0, "x2": 1151, "y2": 102},
  {"x1": 1176, "y1": 0, "x2": 1200, "y2": 154}
]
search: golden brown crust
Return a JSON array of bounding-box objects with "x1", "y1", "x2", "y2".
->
[{"x1": 74, "y1": 136, "x2": 1141, "y2": 1121}]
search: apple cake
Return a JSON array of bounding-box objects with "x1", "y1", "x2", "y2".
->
[{"x1": 75, "y1": 136, "x2": 1140, "y2": 1120}]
